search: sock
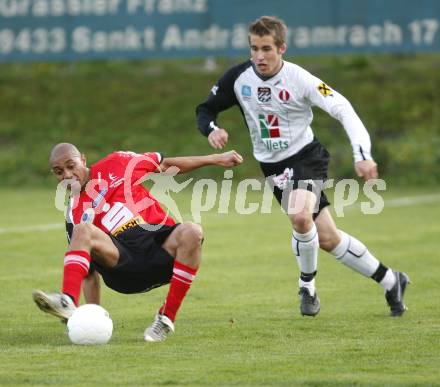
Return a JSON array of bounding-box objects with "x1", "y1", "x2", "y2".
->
[
  {"x1": 159, "y1": 260, "x2": 198, "y2": 322},
  {"x1": 299, "y1": 273, "x2": 317, "y2": 296},
  {"x1": 330, "y1": 231, "x2": 396, "y2": 290},
  {"x1": 292, "y1": 224, "x2": 319, "y2": 295},
  {"x1": 374, "y1": 266, "x2": 396, "y2": 291},
  {"x1": 62, "y1": 250, "x2": 91, "y2": 306}
]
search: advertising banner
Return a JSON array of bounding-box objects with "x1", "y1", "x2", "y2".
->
[{"x1": 1, "y1": 0, "x2": 439, "y2": 62}]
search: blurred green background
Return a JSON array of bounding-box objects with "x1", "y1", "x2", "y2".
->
[{"x1": 1, "y1": 54, "x2": 439, "y2": 186}]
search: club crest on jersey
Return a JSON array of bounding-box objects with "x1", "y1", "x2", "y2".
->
[
  {"x1": 241, "y1": 85, "x2": 251, "y2": 97},
  {"x1": 257, "y1": 87, "x2": 271, "y2": 103},
  {"x1": 318, "y1": 82, "x2": 333, "y2": 97},
  {"x1": 279, "y1": 89, "x2": 290, "y2": 102},
  {"x1": 81, "y1": 208, "x2": 95, "y2": 223}
]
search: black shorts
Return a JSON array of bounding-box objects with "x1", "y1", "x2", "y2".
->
[
  {"x1": 92, "y1": 224, "x2": 178, "y2": 294},
  {"x1": 260, "y1": 138, "x2": 331, "y2": 218}
]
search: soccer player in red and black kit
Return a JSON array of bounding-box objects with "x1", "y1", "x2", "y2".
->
[{"x1": 33, "y1": 143, "x2": 243, "y2": 342}]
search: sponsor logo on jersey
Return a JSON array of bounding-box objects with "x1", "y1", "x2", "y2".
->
[
  {"x1": 263, "y1": 139, "x2": 289, "y2": 151},
  {"x1": 112, "y1": 215, "x2": 146, "y2": 236},
  {"x1": 259, "y1": 114, "x2": 280, "y2": 138},
  {"x1": 259, "y1": 113, "x2": 289, "y2": 151},
  {"x1": 257, "y1": 87, "x2": 271, "y2": 102},
  {"x1": 318, "y1": 82, "x2": 333, "y2": 97},
  {"x1": 241, "y1": 85, "x2": 251, "y2": 97},
  {"x1": 279, "y1": 89, "x2": 290, "y2": 102},
  {"x1": 109, "y1": 173, "x2": 124, "y2": 188}
]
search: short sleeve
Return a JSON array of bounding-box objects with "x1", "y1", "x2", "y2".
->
[{"x1": 110, "y1": 151, "x2": 163, "y2": 182}]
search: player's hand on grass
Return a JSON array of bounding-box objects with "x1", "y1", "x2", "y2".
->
[
  {"x1": 216, "y1": 150, "x2": 243, "y2": 167},
  {"x1": 208, "y1": 128, "x2": 229, "y2": 149},
  {"x1": 355, "y1": 159, "x2": 378, "y2": 181}
]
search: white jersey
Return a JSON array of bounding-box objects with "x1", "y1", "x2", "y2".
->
[{"x1": 197, "y1": 60, "x2": 372, "y2": 163}]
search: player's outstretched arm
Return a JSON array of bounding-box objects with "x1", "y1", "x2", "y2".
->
[
  {"x1": 160, "y1": 150, "x2": 243, "y2": 174},
  {"x1": 214, "y1": 150, "x2": 243, "y2": 167},
  {"x1": 355, "y1": 159, "x2": 378, "y2": 181}
]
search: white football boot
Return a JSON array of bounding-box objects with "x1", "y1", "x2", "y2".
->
[
  {"x1": 144, "y1": 314, "x2": 175, "y2": 342},
  {"x1": 32, "y1": 290, "x2": 76, "y2": 322}
]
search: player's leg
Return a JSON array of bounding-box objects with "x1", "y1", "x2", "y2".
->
[
  {"x1": 62, "y1": 222, "x2": 119, "y2": 303},
  {"x1": 287, "y1": 188, "x2": 320, "y2": 316},
  {"x1": 33, "y1": 223, "x2": 119, "y2": 320},
  {"x1": 315, "y1": 208, "x2": 409, "y2": 316},
  {"x1": 259, "y1": 140, "x2": 330, "y2": 317},
  {"x1": 144, "y1": 222, "x2": 203, "y2": 342}
]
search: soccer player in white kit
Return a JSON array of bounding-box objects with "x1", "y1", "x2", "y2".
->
[{"x1": 196, "y1": 16, "x2": 409, "y2": 317}]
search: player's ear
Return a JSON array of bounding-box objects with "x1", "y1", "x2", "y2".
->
[
  {"x1": 279, "y1": 43, "x2": 287, "y2": 55},
  {"x1": 81, "y1": 154, "x2": 87, "y2": 166}
]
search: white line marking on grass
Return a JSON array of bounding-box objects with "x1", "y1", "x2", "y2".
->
[
  {"x1": 337, "y1": 193, "x2": 440, "y2": 212},
  {"x1": 0, "y1": 194, "x2": 438, "y2": 235},
  {"x1": 385, "y1": 193, "x2": 440, "y2": 207},
  {"x1": 0, "y1": 223, "x2": 63, "y2": 235}
]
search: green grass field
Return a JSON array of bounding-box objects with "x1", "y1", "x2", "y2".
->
[{"x1": 0, "y1": 187, "x2": 439, "y2": 386}]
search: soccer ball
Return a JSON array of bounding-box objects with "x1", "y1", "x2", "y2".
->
[{"x1": 67, "y1": 304, "x2": 113, "y2": 345}]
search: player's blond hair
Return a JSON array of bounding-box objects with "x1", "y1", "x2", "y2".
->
[{"x1": 248, "y1": 16, "x2": 287, "y2": 48}]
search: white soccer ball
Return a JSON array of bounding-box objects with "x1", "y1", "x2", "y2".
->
[{"x1": 67, "y1": 304, "x2": 113, "y2": 345}]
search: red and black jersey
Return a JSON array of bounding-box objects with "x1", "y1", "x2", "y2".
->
[{"x1": 66, "y1": 151, "x2": 175, "y2": 240}]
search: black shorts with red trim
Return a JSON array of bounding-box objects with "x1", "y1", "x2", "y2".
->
[
  {"x1": 259, "y1": 138, "x2": 331, "y2": 219},
  {"x1": 92, "y1": 224, "x2": 178, "y2": 294}
]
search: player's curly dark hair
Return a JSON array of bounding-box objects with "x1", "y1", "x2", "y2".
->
[{"x1": 248, "y1": 16, "x2": 287, "y2": 48}]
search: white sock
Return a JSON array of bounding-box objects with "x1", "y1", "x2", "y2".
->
[
  {"x1": 379, "y1": 269, "x2": 396, "y2": 291},
  {"x1": 292, "y1": 224, "x2": 319, "y2": 294},
  {"x1": 330, "y1": 230, "x2": 380, "y2": 277},
  {"x1": 299, "y1": 278, "x2": 316, "y2": 297}
]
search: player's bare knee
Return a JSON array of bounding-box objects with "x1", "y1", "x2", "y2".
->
[
  {"x1": 71, "y1": 223, "x2": 93, "y2": 245},
  {"x1": 290, "y1": 211, "x2": 313, "y2": 233},
  {"x1": 180, "y1": 222, "x2": 204, "y2": 247}
]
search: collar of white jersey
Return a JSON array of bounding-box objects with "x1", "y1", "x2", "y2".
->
[{"x1": 250, "y1": 60, "x2": 285, "y2": 82}]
